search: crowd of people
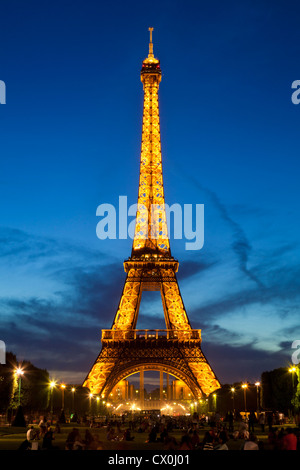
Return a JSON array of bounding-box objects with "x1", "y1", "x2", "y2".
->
[
  {"x1": 19, "y1": 417, "x2": 61, "y2": 450},
  {"x1": 67, "y1": 412, "x2": 300, "y2": 451},
  {"x1": 18, "y1": 411, "x2": 300, "y2": 451}
]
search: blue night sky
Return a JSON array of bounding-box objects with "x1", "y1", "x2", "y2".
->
[{"x1": 0, "y1": 0, "x2": 300, "y2": 387}]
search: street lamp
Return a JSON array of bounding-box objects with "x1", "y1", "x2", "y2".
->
[
  {"x1": 255, "y1": 382, "x2": 261, "y2": 413},
  {"x1": 213, "y1": 393, "x2": 217, "y2": 411},
  {"x1": 71, "y1": 387, "x2": 76, "y2": 413},
  {"x1": 289, "y1": 367, "x2": 297, "y2": 416},
  {"x1": 89, "y1": 393, "x2": 93, "y2": 415},
  {"x1": 231, "y1": 387, "x2": 235, "y2": 413},
  {"x1": 289, "y1": 367, "x2": 296, "y2": 387},
  {"x1": 60, "y1": 384, "x2": 66, "y2": 410},
  {"x1": 15, "y1": 368, "x2": 24, "y2": 406},
  {"x1": 242, "y1": 383, "x2": 248, "y2": 415},
  {"x1": 49, "y1": 381, "x2": 56, "y2": 414}
]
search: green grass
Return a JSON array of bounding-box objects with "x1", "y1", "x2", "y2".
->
[{"x1": 0, "y1": 423, "x2": 275, "y2": 451}]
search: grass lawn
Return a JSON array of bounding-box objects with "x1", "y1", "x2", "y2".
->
[{"x1": 0, "y1": 423, "x2": 274, "y2": 451}]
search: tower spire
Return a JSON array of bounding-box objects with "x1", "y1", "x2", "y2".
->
[{"x1": 148, "y1": 27, "x2": 154, "y2": 57}]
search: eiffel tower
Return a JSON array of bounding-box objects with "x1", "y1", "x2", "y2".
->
[{"x1": 83, "y1": 29, "x2": 220, "y2": 401}]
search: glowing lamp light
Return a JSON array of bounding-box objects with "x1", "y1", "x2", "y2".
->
[{"x1": 15, "y1": 367, "x2": 24, "y2": 406}]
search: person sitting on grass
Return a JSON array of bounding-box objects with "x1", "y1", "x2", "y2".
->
[
  {"x1": 42, "y1": 426, "x2": 55, "y2": 450},
  {"x1": 282, "y1": 428, "x2": 298, "y2": 451},
  {"x1": 241, "y1": 433, "x2": 259, "y2": 450},
  {"x1": 233, "y1": 421, "x2": 249, "y2": 440},
  {"x1": 214, "y1": 430, "x2": 229, "y2": 450},
  {"x1": 202, "y1": 432, "x2": 214, "y2": 450},
  {"x1": 26, "y1": 425, "x2": 36, "y2": 442},
  {"x1": 106, "y1": 426, "x2": 116, "y2": 441},
  {"x1": 65, "y1": 428, "x2": 80, "y2": 450},
  {"x1": 88, "y1": 434, "x2": 103, "y2": 450},
  {"x1": 123, "y1": 428, "x2": 134, "y2": 441},
  {"x1": 179, "y1": 434, "x2": 193, "y2": 450},
  {"x1": 146, "y1": 426, "x2": 157, "y2": 443},
  {"x1": 73, "y1": 430, "x2": 85, "y2": 450},
  {"x1": 84, "y1": 429, "x2": 94, "y2": 447},
  {"x1": 164, "y1": 436, "x2": 178, "y2": 450}
]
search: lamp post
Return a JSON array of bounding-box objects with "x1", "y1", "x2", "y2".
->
[
  {"x1": 89, "y1": 393, "x2": 93, "y2": 416},
  {"x1": 255, "y1": 382, "x2": 261, "y2": 413},
  {"x1": 50, "y1": 381, "x2": 56, "y2": 414},
  {"x1": 13, "y1": 367, "x2": 26, "y2": 427},
  {"x1": 289, "y1": 367, "x2": 296, "y2": 416},
  {"x1": 213, "y1": 393, "x2": 217, "y2": 412},
  {"x1": 231, "y1": 387, "x2": 235, "y2": 413},
  {"x1": 61, "y1": 384, "x2": 66, "y2": 410},
  {"x1": 242, "y1": 383, "x2": 248, "y2": 415},
  {"x1": 71, "y1": 387, "x2": 76, "y2": 414},
  {"x1": 15, "y1": 368, "x2": 24, "y2": 406},
  {"x1": 289, "y1": 367, "x2": 296, "y2": 388}
]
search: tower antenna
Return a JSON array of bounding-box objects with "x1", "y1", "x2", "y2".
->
[{"x1": 148, "y1": 27, "x2": 154, "y2": 57}]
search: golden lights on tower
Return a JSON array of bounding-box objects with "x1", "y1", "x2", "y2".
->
[{"x1": 83, "y1": 29, "x2": 220, "y2": 400}]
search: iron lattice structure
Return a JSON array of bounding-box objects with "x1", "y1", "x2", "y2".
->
[{"x1": 83, "y1": 29, "x2": 220, "y2": 399}]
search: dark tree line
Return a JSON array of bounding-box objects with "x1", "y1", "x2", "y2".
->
[
  {"x1": 261, "y1": 367, "x2": 299, "y2": 413},
  {"x1": 0, "y1": 352, "x2": 49, "y2": 414},
  {"x1": 0, "y1": 352, "x2": 91, "y2": 419}
]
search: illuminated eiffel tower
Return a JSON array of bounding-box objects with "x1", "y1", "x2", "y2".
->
[{"x1": 83, "y1": 29, "x2": 220, "y2": 401}]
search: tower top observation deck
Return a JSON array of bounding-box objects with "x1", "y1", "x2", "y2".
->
[{"x1": 141, "y1": 27, "x2": 161, "y2": 81}]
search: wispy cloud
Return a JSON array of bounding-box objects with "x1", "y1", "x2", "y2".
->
[
  {"x1": 0, "y1": 226, "x2": 124, "y2": 378},
  {"x1": 0, "y1": 226, "x2": 111, "y2": 267},
  {"x1": 184, "y1": 177, "x2": 264, "y2": 289}
]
